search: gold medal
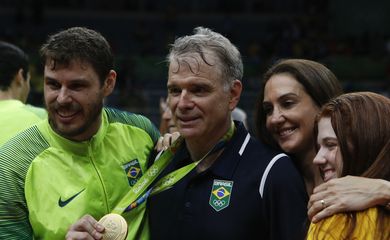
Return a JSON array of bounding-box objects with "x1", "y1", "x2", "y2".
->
[{"x1": 98, "y1": 213, "x2": 128, "y2": 240}]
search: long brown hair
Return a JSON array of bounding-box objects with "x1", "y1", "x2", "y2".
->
[{"x1": 313, "y1": 92, "x2": 390, "y2": 239}]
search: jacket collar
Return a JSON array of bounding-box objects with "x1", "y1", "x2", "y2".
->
[
  {"x1": 38, "y1": 108, "x2": 109, "y2": 156},
  {"x1": 172, "y1": 121, "x2": 250, "y2": 179}
]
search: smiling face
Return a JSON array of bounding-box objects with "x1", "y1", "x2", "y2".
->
[
  {"x1": 263, "y1": 73, "x2": 320, "y2": 156},
  {"x1": 44, "y1": 59, "x2": 115, "y2": 141},
  {"x1": 313, "y1": 117, "x2": 343, "y2": 182},
  {"x1": 167, "y1": 53, "x2": 241, "y2": 143}
]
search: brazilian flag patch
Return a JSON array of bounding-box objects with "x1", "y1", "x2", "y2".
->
[
  {"x1": 209, "y1": 179, "x2": 233, "y2": 212},
  {"x1": 123, "y1": 159, "x2": 143, "y2": 186}
]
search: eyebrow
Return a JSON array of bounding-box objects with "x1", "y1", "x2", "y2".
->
[
  {"x1": 278, "y1": 93, "x2": 299, "y2": 99},
  {"x1": 45, "y1": 76, "x2": 88, "y2": 84},
  {"x1": 321, "y1": 136, "x2": 338, "y2": 142},
  {"x1": 263, "y1": 93, "x2": 299, "y2": 103},
  {"x1": 44, "y1": 76, "x2": 57, "y2": 82}
]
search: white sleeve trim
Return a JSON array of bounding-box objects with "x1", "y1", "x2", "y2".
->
[
  {"x1": 259, "y1": 153, "x2": 288, "y2": 198},
  {"x1": 238, "y1": 133, "x2": 250, "y2": 156}
]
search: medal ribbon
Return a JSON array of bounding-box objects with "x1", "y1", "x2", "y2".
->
[{"x1": 112, "y1": 122, "x2": 235, "y2": 214}]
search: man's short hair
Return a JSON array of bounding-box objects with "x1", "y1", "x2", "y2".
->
[
  {"x1": 0, "y1": 41, "x2": 29, "y2": 90},
  {"x1": 40, "y1": 27, "x2": 114, "y2": 85}
]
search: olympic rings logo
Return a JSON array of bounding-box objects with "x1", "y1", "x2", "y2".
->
[
  {"x1": 162, "y1": 176, "x2": 175, "y2": 186},
  {"x1": 212, "y1": 199, "x2": 226, "y2": 207},
  {"x1": 148, "y1": 166, "x2": 159, "y2": 176}
]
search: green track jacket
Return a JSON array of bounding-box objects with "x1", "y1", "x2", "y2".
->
[
  {"x1": 0, "y1": 99, "x2": 46, "y2": 146},
  {"x1": 0, "y1": 108, "x2": 159, "y2": 240}
]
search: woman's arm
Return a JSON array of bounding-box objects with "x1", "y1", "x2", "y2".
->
[{"x1": 307, "y1": 176, "x2": 390, "y2": 223}]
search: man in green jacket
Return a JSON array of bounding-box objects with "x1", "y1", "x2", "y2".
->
[
  {"x1": 0, "y1": 27, "x2": 159, "y2": 239},
  {"x1": 0, "y1": 41, "x2": 46, "y2": 146}
]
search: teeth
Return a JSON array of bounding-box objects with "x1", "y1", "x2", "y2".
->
[
  {"x1": 279, "y1": 128, "x2": 294, "y2": 136},
  {"x1": 323, "y1": 170, "x2": 336, "y2": 182}
]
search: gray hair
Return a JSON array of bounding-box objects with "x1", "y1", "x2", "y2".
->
[{"x1": 167, "y1": 26, "x2": 243, "y2": 89}]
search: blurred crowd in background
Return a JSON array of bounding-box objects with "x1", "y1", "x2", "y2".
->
[{"x1": 1, "y1": 0, "x2": 389, "y2": 132}]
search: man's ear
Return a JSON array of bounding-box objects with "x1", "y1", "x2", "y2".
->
[
  {"x1": 14, "y1": 69, "x2": 27, "y2": 85},
  {"x1": 10, "y1": 69, "x2": 30, "y2": 102},
  {"x1": 229, "y1": 79, "x2": 242, "y2": 110},
  {"x1": 103, "y1": 70, "x2": 116, "y2": 97}
]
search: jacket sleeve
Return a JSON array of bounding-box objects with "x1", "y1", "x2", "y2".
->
[
  {"x1": 0, "y1": 151, "x2": 33, "y2": 239},
  {"x1": 0, "y1": 126, "x2": 48, "y2": 240}
]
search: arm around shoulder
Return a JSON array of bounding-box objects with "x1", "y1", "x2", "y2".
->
[
  {"x1": 378, "y1": 179, "x2": 390, "y2": 210},
  {"x1": 308, "y1": 176, "x2": 390, "y2": 222}
]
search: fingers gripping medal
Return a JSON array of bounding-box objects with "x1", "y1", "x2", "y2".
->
[{"x1": 98, "y1": 213, "x2": 128, "y2": 240}]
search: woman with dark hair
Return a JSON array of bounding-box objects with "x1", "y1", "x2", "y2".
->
[
  {"x1": 307, "y1": 92, "x2": 390, "y2": 239},
  {"x1": 256, "y1": 59, "x2": 342, "y2": 195},
  {"x1": 255, "y1": 59, "x2": 390, "y2": 222}
]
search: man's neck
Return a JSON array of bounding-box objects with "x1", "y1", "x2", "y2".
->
[
  {"x1": 0, "y1": 88, "x2": 24, "y2": 102},
  {"x1": 186, "y1": 139, "x2": 219, "y2": 162},
  {"x1": 185, "y1": 121, "x2": 232, "y2": 162},
  {"x1": 0, "y1": 91, "x2": 15, "y2": 100}
]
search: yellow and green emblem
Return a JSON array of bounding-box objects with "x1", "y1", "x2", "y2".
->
[{"x1": 209, "y1": 179, "x2": 233, "y2": 211}]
